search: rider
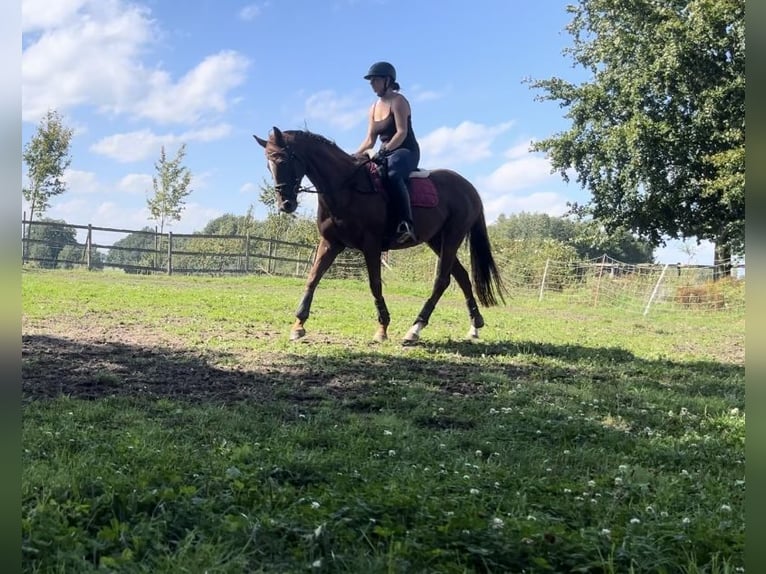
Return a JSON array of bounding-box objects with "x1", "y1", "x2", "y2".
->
[{"x1": 354, "y1": 61, "x2": 420, "y2": 244}]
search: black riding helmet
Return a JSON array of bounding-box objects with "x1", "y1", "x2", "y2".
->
[{"x1": 364, "y1": 61, "x2": 396, "y2": 81}]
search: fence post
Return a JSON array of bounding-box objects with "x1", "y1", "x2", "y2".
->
[
  {"x1": 154, "y1": 226, "x2": 159, "y2": 270},
  {"x1": 643, "y1": 263, "x2": 669, "y2": 316},
  {"x1": 167, "y1": 232, "x2": 173, "y2": 275},
  {"x1": 593, "y1": 254, "x2": 607, "y2": 307},
  {"x1": 86, "y1": 224, "x2": 92, "y2": 270},
  {"x1": 22, "y1": 211, "x2": 27, "y2": 263},
  {"x1": 538, "y1": 258, "x2": 550, "y2": 302},
  {"x1": 245, "y1": 233, "x2": 250, "y2": 273}
]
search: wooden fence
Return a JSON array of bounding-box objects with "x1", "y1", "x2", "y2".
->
[{"x1": 21, "y1": 218, "x2": 366, "y2": 278}]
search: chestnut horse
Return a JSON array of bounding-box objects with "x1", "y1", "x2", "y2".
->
[{"x1": 254, "y1": 127, "x2": 506, "y2": 344}]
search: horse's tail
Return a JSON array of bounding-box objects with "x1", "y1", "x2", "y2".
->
[{"x1": 469, "y1": 212, "x2": 507, "y2": 307}]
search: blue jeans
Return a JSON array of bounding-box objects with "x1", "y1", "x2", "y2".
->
[{"x1": 385, "y1": 148, "x2": 419, "y2": 181}]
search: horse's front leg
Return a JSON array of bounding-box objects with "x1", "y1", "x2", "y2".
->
[
  {"x1": 291, "y1": 238, "x2": 345, "y2": 341},
  {"x1": 362, "y1": 247, "x2": 390, "y2": 343}
]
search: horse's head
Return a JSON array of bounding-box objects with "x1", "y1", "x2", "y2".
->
[{"x1": 253, "y1": 127, "x2": 305, "y2": 214}]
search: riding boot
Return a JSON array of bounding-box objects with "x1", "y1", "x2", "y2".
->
[{"x1": 391, "y1": 176, "x2": 416, "y2": 244}]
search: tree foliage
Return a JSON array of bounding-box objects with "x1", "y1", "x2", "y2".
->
[
  {"x1": 490, "y1": 212, "x2": 654, "y2": 263},
  {"x1": 529, "y1": 0, "x2": 745, "y2": 265},
  {"x1": 22, "y1": 110, "x2": 74, "y2": 221},
  {"x1": 25, "y1": 219, "x2": 80, "y2": 268},
  {"x1": 147, "y1": 144, "x2": 193, "y2": 234}
]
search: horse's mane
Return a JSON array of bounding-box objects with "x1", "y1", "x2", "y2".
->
[{"x1": 286, "y1": 129, "x2": 346, "y2": 154}]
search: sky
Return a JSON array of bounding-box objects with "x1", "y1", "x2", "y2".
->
[{"x1": 20, "y1": 0, "x2": 715, "y2": 264}]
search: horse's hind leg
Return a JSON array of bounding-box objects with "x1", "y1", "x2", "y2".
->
[
  {"x1": 423, "y1": 237, "x2": 484, "y2": 340},
  {"x1": 402, "y1": 236, "x2": 461, "y2": 344},
  {"x1": 291, "y1": 238, "x2": 345, "y2": 341}
]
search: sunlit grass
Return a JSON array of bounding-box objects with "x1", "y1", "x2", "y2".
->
[{"x1": 22, "y1": 268, "x2": 744, "y2": 573}]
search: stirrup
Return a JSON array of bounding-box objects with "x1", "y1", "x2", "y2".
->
[{"x1": 395, "y1": 221, "x2": 416, "y2": 244}]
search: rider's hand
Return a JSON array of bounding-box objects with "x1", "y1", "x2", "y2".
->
[{"x1": 373, "y1": 146, "x2": 388, "y2": 163}]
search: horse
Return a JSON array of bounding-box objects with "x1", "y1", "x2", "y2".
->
[{"x1": 253, "y1": 127, "x2": 507, "y2": 344}]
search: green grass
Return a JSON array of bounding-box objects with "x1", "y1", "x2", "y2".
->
[{"x1": 22, "y1": 268, "x2": 745, "y2": 573}]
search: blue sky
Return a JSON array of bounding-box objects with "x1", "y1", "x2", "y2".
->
[{"x1": 21, "y1": 0, "x2": 714, "y2": 264}]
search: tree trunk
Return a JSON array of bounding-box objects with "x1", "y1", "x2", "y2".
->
[{"x1": 713, "y1": 240, "x2": 732, "y2": 281}]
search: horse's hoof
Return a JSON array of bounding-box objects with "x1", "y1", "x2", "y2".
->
[
  {"x1": 466, "y1": 327, "x2": 480, "y2": 340},
  {"x1": 402, "y1": 334, "x2": 420, "y2": 346},
  {"x1": 373, "y1": 333, "x2": 388, "y2": 344},
  {"x1": 290, "y1": 328, "x2": 306, "y2": 341}
]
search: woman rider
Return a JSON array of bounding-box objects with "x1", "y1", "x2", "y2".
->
[{"x1": 354, "y1": 61, "x2": 420, "y2": 244}]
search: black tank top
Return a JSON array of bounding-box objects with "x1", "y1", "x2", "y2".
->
[{"x1": 371, "y1": 104, "x2": 420, "y2": 156}]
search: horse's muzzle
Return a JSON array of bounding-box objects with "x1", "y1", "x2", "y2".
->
[{"x1": 280, "y1": 199, "x2": 297, "y2": 214}]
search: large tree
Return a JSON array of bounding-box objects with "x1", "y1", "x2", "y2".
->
[
  {"x1": 22, "y1": 110, "x2": 74, "y2": 248},
  {"x1": 529, "y1": 0, "x2": 745, "y2": 270},
  {"x1": 147, "y1": 144, "x2": 193, "y2": 234}
]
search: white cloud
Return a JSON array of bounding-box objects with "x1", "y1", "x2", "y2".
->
[
  {"x1": 22, "y1": 1, "x2": 249, "y2": 125},
  {"x1": 240, "y1": 182, "x2": 259, "y2": 195},
  {"x1": 137, "y1": 51, "x2": 250, "y2": 124},
  {"x1": 22, "y1": 0, "x2": 90, "y2": 33},
  {"x1": 483, "y1": 192, "x2": 569, "y2": 224},
  {"x1": 22, "y1": 0, "x2": 156, "y2": 122},
  {"x1": 419, "y1": 120, "x2": 515, "y2": 167},
  {"x1": 117, "y1": 173, "x2": 153, "y2": 195},
  {"x1": 238, "y1": 4, "x2": 262, "y2": 21},
  {"x1": 63, "y1": 169, "x2": 101, "y2": 194},
  {"x1": 90, "y1": 124, "x2": 232, "y2": 163},
  {"x1": 302, "y1": 90, "x2": 368, "y2": 131},
  {"x1": 476, "y1": 150, "x2": 555, "y2": 196}
]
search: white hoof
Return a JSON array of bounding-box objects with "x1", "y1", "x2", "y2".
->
[
  {"x1": 466, "y1": 326, "x2": 480, "y2": 340},
  {"x1": 403, "y1": 322, "x2": 424, "y2": 345},
  {"x1": 290, "y1": 328, "x2": 306, "y2": 341}
]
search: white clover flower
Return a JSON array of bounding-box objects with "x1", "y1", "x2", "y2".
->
[
  {"x1": 563, "y1": 449, "x2": 571, "y2": 455},
  {"x1": 463, "y1": 475, "x2": 471, "y2": 480},
  {"x1": 720, "y1": 504, "x2": 732, "y2": 513},
  {"x1": 680, "y1": 469, "x2": 690, "y2": 476},
  {"x1": 490, "y1": 517, "x2": 504, "y2": 529},
  {"x1": 630, "y1": 518, "x2": 641, "y2": 525},
  {"x1": 388, "y1": 450, "x2": 396, "y2": 456},
  {"x1": 601, "y1": 528, "x2": 611, "y2": 536},
  {"x1": 735, "y1": 479, "x2": 745, "y2": 486},
  {"x1": 439, "y1": 443, "x2": 447, "y2": 449},
  {"x1": 564, "y1": 488, "x2": 572, "y2": 494},
  {"x1": 311, "y1": 559, "x2": 322, "y2": 568},
  {"x1": 614, "y1": 477, "x2": 623, "y2": 486},
  {"x1": 475, "y1": 450, "x2": 483, "y2": 457},
  {"x1": 646, "y1": 506, "x2": 655, "y2": 514},
  {"x1": 660, "y1": 511, "x2": 669, "y2": 518},
  {"x1": 489, "y1": 407, "x2": 498, "y2": 414},
  {"x1": 682, "y1": 517, "x2": 691, "y2": 525},
  {"x1": 383, "y1": 430, "x2": 393, "y2": 436},
  {"x1": 588, "y1": 480, "x2": 596, "y2": 487},
  {"x1": 526, "y1": 515, "x2": 537, "y2": 521},
  {"x1": 730, "y1": 407, "x2": 740, "y2": 416},
  {"x1": 311, "y1": 501, "x2": 320, "y2": 509},
  {"x1": 469, "y1": 488, "x2": 480, "y2": 495},
  {"x1": 618, "y1": 464, "x2": 628, "y2": 472}
]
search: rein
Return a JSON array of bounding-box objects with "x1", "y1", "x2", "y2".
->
[{"x1": 280, "y1": 142, "x2": 373, "y2": 196}]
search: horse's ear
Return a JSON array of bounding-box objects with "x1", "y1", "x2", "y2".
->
[
  {"x1": 253, "y1": 134, "x2": 268, "y2": 148},
  {"x1": 272, "y1": 126, "x2": 285, "y2": 146}
]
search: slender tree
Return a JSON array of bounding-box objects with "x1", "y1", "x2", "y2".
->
[
  {"x1": 22, "y1": 110, "x2": 74, "y2": 257},
  {"x1": 529, "y1": 0, "x2": 744, "y2": 273},
  {"x1": 147, "y1": 144, "x2": 193, "y2": 235}
]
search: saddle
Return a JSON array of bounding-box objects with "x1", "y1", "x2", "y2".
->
[{"x1": 365, "y1": 163, "x2": 439, "y2": 208}]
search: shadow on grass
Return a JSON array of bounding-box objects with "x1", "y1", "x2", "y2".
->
[{"x1": 22, "y1": 334, "x2": 743, "y2": 409}]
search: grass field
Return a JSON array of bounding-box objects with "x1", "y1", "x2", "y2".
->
[{"x1": 22, "y1": 268, "x2": 745, "y2": 573}]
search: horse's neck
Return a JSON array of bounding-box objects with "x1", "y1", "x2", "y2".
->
[{"x1": 295, "y1": 139, "x2": 360, "y2": 207}]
